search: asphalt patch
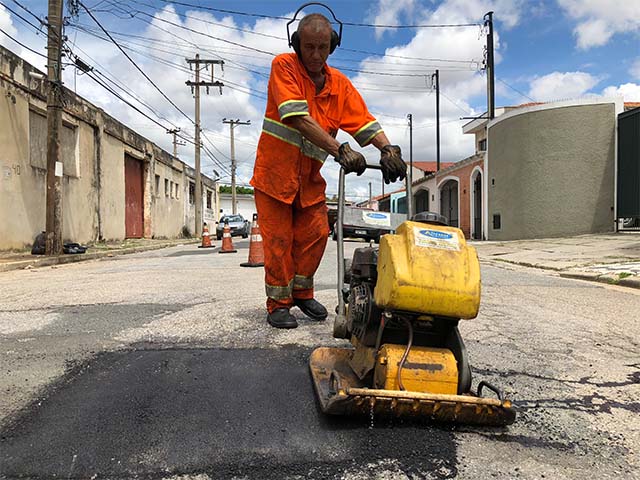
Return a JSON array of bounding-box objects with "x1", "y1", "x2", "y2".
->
[{"x1": 0, "y1": 347, "x2": 458, "y2": 479}]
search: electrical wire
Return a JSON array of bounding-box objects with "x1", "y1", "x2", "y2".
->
[
  {"x1": 7, "y1": 0, "x2": 43, "y2": 26},
  {"x1": 497, "y1": 77, "x2": 536, "y2": 103},
  {"x1": 78, "y1": 0, "x2": 196, "y2": 126},
  {"x1": 0, "y1": 27, "x2": 47, "y2": 58},
  {"x1": 154, "y1": 0, "x2": 481, "y2": 28},
  {"x1": 1, "y1": 1, "x2": 43, "y2": 31}
]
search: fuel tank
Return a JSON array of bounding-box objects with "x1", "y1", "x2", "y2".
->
[{"x1": 374, "y1": 221, "x2": 481, "y2": 319}]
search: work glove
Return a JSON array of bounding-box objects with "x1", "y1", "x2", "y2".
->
[
  {"x1": 335, "y1": 142, "x2": 366, "y2": 176},
  {"x1": 380, "y1": 145, "x2": 406, "y2": 184}
]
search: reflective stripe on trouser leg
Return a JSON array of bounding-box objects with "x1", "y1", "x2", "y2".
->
[
  {"x1": 293, "y1": 274, "x2": 313, "y2": 289},
  {"x1": 254, "y1": 189, "x2": 295, "y2": 313},
  {"x1": 292, "y1": 198, "x2": 329, "y2": 301},
  {"x1": 265, "y1": 280, "x2": 293, "y2": 300}
]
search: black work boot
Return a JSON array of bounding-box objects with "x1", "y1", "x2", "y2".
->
[
  {"x1": 293, "y1": 298, "x2": 328, "y2": 321},
  {"x1": 267, "y1": 308, "x2": 298, "y2": 329}
]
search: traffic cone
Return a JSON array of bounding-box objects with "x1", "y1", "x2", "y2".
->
[
  {"x1": 198, "y1": 223, "x2": 214, "y2": 248},
  {"x1": 218, "y1": 218, "x2": 237, "y2": 254},
  {"x1": 240, "y1": 213, "x2": 265, "y2": 267}
]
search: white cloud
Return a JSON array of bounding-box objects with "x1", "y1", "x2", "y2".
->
[
  {"x1": 558, "y1": 0, "x2": 640, "y2": 49},
  {"x1": 528, "y1": 71, "x2": 601, "y2": 101},
  {"x1": 0, "y1": 5, "x2": 18, "y2": 50},
  {"x1": 630, "y1": 58, "x2": 640, "y2": 81},
  {"x1": 601, "y1": 83, "x2": 640, "y2": 102},
  {"x1": 368, "y1": 0, "x2": 418, "y2": 39}
]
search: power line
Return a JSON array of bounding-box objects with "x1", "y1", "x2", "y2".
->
[
  {"x1": 78, "y1": 0, "x2": 196, "y2": 125},
  {"x1": 0, "y1": 1, "x2": 43, "y2": 31},
  {"x1": 70, "y1": 24, "x2": 271, "y2": 105},
  {"x1": 0, "y1": 27, "x2": 47, "y2": 58},
  {"x1": 154, "y1": 0, "x2": 481, "y2": 28},
  {"x1": 7, "y1": 0, "x2": 44, "y2": 26},
  {"x1": 497, "y1": 77, "x2": 536, "y2": 103}
]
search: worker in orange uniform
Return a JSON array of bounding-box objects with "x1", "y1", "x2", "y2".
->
[{"x1": 250, "y1": 9, "x2": 406, "y2": 329}]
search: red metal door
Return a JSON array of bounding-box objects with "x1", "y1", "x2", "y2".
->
[{"x1": 124, "y1": 155, "x2": 144, "y2": 238}]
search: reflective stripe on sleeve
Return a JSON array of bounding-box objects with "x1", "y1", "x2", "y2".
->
[
  {"x1": 266, "y1": 279, "x2": 293, "y2": 301},
  {"x1": 262, "y1": 118, "x2": 329, "y2": 163},
  {"x1": 293, "y1": 274, "x2": 314, "y2": 290},
  {"x1": 278, "y1": 99, "x2": 309, "y2": 119},
  {"x1": 353, "y1": 120, "x2": 383, "y2": 147}
]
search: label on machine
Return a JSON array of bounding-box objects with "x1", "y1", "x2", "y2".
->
[{"x1": 414, "y1": 227, "x2": 460, "y2": 251}]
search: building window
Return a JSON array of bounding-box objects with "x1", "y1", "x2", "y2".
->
[
  {"x1": 175, "y1": 183, "x2": 179, "y2": 199},
  {"x1": 189, "y1": 181, "x2": 195, "y2": 205},
  {"x1": 478, "y1": 139, "x2": 487, "y2": 151},
  {"x1": 206, "y1": 190, "x2": 212, "y2": 209},
  {"x1": 155, "y1": 175, "x2": 160, "y2": 197},
  {"x1": 170, "y1": 181, "x2": 175, "y2": 198},
  {"x1": 493, "y1": 214, "x2": 501, "y2": 230},
  {"x1": 165, "y1": 178, "x2": 169, "y2": 197}
]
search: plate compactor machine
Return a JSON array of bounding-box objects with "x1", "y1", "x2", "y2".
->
[{"x1": 309, "y1": 166, "x2": 516, "y2": 426}]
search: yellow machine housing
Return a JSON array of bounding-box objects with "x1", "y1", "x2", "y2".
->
[
  {"x1": 374, "y1": 344, "x2": 458, "y2": 394},
  {"x1": 374, "y1": 221, "x2": 481, "y2": 319}
]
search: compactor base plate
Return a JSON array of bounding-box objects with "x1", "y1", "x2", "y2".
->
[{"x1": 309, "y1": 346, "x2": 516, "y2": 426}]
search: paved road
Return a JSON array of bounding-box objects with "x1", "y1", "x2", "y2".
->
[{"x1": 0, "y1": 239, "x2": 638, "y2": 479}]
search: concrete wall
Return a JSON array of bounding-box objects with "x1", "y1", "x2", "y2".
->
[
  {"x1": 0, "y1": 45, "x2": 217, "y2": 250},
  {"x1": 487, "y1": 101, "x2": 618, "y2": 240}
]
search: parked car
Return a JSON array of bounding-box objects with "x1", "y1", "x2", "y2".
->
[{"x1": 216, "y1": 214, "x2": 250, "y2": 240}]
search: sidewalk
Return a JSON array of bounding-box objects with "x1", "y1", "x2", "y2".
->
[
  {"x1": 471, "y1": 232, "x2": 640, "y2": 289},
  {"x1": 0, "y1": 238, "x2": 200, "y2": 273}
]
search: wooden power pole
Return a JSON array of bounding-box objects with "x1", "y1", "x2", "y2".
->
[
  {"x1": 222, "y1": 118, "x2": 250, "y2": 215},
  {"x1": 484, "y1": 12, "x2": 495, "y2": 120},
  {"x1": 167, "y1": 128, "x2": 185, "y2": 158},
  {"x1": 45, "y1": 0, "x2": 64, "y2": 255},
  {"x1": 186, "y1": 54, "x2": 224, "y2": 237}
]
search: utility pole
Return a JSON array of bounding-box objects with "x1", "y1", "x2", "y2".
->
[
  {"x1": 406, "y1": 113, "x2": 414, "y2": 219},
  {"x1": 45, "y1": 0, "x2": 64, "y2": 255},
  {"x1": 186, "y1": 54, "x2": 224, "y2": 237},
  {"x1": 432, "y1": 69, "x2": 441, "y2": 171},
  {"x1": 368, "y1": 181, "x2": 372, "y2": 207},
  {"x1": 222, "y1": 118, "x2": 250, "y2": 214},
  {"x1": 167, "y1": 128, "x2": 185, "y2": 158},
  {"x1": 484, "y1": 12, "x2": 495, "y2": 120}
]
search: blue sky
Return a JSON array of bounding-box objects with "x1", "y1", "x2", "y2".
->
[{"x1": 1, "y1": 0, "x2": 639, "y2": 200}]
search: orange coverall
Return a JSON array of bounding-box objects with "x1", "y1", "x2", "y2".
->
[{"x1": 250, "y1": 53, "x2": 383, "y2": 313}]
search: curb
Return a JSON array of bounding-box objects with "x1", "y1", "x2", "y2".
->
[
  {"x1": 559, "y1": 271, "x2": 640, "y2": 289},
  {"x1": 0, "y1": 240, "x2": 200, "y2": 273},
  {"x1": 481, "y1": 257, "x2": 640, "y2": 291}
]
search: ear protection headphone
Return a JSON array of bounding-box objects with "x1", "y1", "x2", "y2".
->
[{"x1": 287, "y1": 2, "x2": 343, "y2": 56}]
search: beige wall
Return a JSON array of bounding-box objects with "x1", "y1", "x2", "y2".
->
[
  {"x1": 1, "y1": 79, "x2": 38, "y2": 249},
  {"x1": 487, "y1": 101, "x2": 617, "y2": 240},
  {"x1": 62, "y1": 121, "x2": 98, "y2": 243},
  {"x1": 0, "y1": 45, "x2": 217, "y2": 250},
  {"x1": 151, "y1": 160, "x2": 186, "y2": 238}
]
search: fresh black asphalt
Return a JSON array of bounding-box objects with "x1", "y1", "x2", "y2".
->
[{"x1": 0, "y1": 347, "x2": 458, "y2": 479}]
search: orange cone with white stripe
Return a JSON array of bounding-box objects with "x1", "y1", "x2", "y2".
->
[
  {"x1": 198, "y1": 223, "x2": 214, "y2": 248},
  {"x1": 240, "y1": 213, "x2": 265, "y2": 267},
  {"x1": 218, "y1": 218, "x2": 237, "y2": 254}
]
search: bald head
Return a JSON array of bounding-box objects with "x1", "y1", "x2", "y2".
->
[{"x1": 297, "y1": 13, "x2": 332, "y2": 35}]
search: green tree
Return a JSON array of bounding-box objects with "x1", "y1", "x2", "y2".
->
[{"x1": 219, "y1": 185, "x2": 254, "y2": 194}]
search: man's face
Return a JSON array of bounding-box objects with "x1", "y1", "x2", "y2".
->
[{"x1": 298, "y1": 25, "x2": 332, "y2": 74}]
